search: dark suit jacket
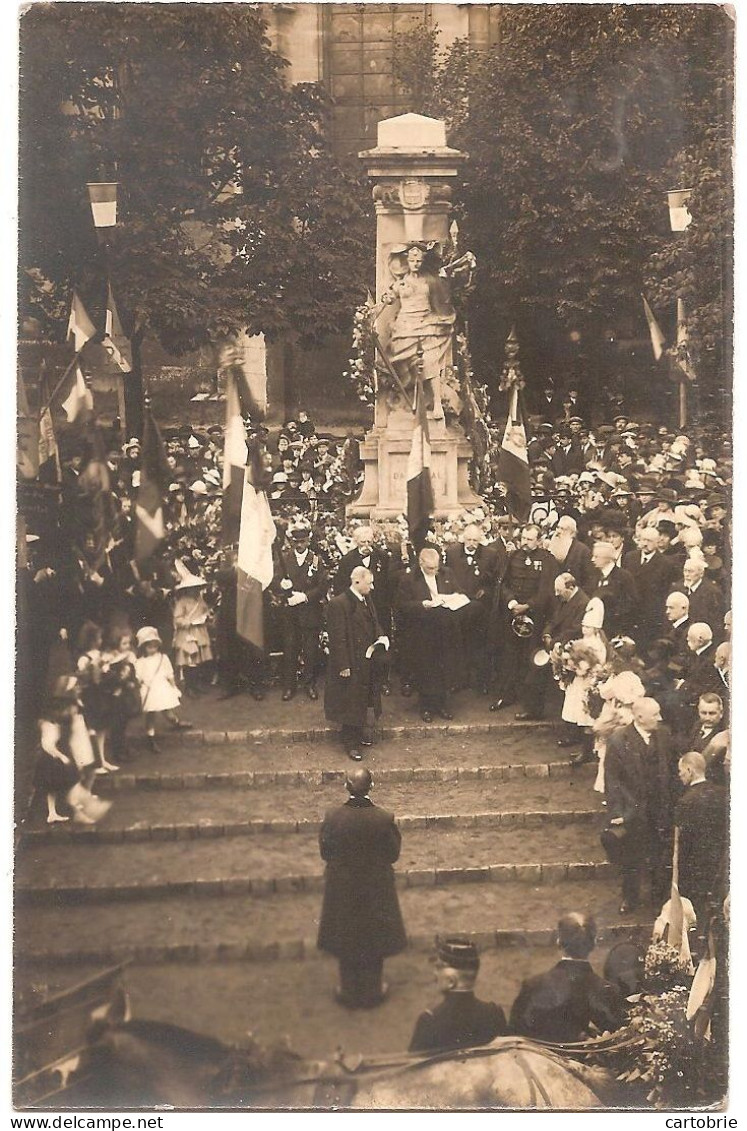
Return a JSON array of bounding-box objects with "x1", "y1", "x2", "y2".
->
[
  {"x1": 410, "y1": 993, "x2": 508, "y2": 1053},
  {"x1": 680, "y1": 645, "x2": 721, "y2": 709},
  {"x1": 622, "y1": 549, "x2": 675, "y2": 635},
  {"x1": 333, "y1": 546, "x2": 394, "y2": 620},
  {"x1": 675, "y1": 781, "x2": 728, "y2": 908},
  {"x1": 605, "y1": 723, "x2": 673, "y2": 837},
  {"x1": 510, "y1": 960, "x2": 623, "y2": 1042},
  {"x1": 317, "y1": 798, "x2": 406, "y2": 960},
  {"x1": 444, "y1": 543, "x2": 497, "y2": 601},
  {"x1": 396, "y1": 567, "x2": 464, "y2": 694},
  {"x1": 324, "y1": 590, "x2": 382, "y2": 727},
  {"x1": 271, "y1": 546, "x2": 328, "y2": 627},
  {"x1": 553, "y1": 539, "x2": 595, "y2": 591},
  {"x1": 682, "y1": 580, "x2": 725, "y2": 636},
  {"x1": 686, "y1": 720, "x2": 724, "y2": 754},
  {"x1": 587, "y1": 565, "x2": 638, "y2": 636},
  {"x1": 542, "y1": 588, "x2": 589, "y2": 646}
]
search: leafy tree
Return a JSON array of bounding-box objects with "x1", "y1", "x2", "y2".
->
[
  {"x1": 19, "y1": 3, "x2": 371, "y2": 432},
  {"x1": 393, "y1": 4, "x2": 733, "y2": 411}
]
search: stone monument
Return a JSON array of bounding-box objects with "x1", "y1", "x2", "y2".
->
[{"x1": 347, "y1": 113, "x2": 482, "y2": 520}]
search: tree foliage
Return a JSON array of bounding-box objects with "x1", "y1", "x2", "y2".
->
[
  {"x1": 19, "y1": 3, "x2": 371, "y2": 355},
  {"x1": 393, "y1": 4, "x2": 733, "y2": 403}
]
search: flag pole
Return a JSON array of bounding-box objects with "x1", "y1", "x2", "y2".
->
[
  {"x1": 37, "y1": 344, "x2": 90, "y2": 420},
  {"x1": 679, "y1": 380, "x2": 688, "y2": 430}
]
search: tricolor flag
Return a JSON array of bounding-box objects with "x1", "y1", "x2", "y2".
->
[
  {"x1": 674, "y1": 297, "x2": 697, "y2": 383},
  {"x1": 38, "y1": 362, "x2": 60, "y2": 482},
  {"x1": 221, "y1": 370, "x2": 249, "y2": 546},
  {"x1": 642, "y1": 294, "x2": 666, "y2": 361},
  {"x1": 135, "y1": 405, "x2": 169, "y2": 563},
  {"x1": 102, "y1": 284, "x2": 132, "y2": 373},
  {"x1": 498, "y1": 387, "x2": 531, "y2": 521},
  {"x1": 236, "y1": 440, "x2": 276, "y2": 650},
  {"x1": 67, "y1": 291, "x2": 97, "y2": 352},
  {"x1": 406, "y1": 389, "x2": 434, "y2": 548},
  {"x1": 61, "y1": 365, "x2": 94, "y2": 423}
]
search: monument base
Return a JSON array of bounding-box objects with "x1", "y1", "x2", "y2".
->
[{"x1": 346, "y1": 415, "x2": 483, "y2": 521}]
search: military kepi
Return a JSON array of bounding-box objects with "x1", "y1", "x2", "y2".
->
[{"x1": 435, "y1": 936, "x2": 480, "y2": 970}]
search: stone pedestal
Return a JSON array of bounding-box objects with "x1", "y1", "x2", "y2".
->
[{"x1": 347, "y1": 113, "x2": 482, "y2": 521}]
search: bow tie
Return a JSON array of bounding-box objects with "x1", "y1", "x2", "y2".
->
[{"x1": 641, "y1": 554, "x2": 652, "y2": 564}]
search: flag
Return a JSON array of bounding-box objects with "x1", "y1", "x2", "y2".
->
[
  {"x1": 221, "y1": 370, "x2": 249, "y2": 545},
  {"x1": 642, "y1": 294, "x2": 666, "y2": 360},
  {"x1": 135, "y1": 405, "x2": 169, "y2": 563},
  {"x1": 67, "y1": 291, "x2": 97, "y2": 352},
  {"x1": 498, "y1": 387, "x2": 531, "y2": 521},
  {"x1": 38, "y1": 361, "x2": 60, "y2": 482},
  {"x1": 674, "y1": 297, "x2": 697, "y2": 382},
  {"x1": 61, "y1": 365, "x2": 94, "y2": 423},
  {"x1": 17, "y1": 373, "x2": 39, "y2": 480},
  {"x1": 406, "y1": 389, "x2": 434, "y2": 548},
  {"x1": 236, "y1": 440, "x2": 276, "y2": 649},
  {"x1": 101, "y1": 284, "x2": 132, "y2": 373}
]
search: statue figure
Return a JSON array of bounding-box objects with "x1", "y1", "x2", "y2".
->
[{"x1": 379, "y1": 243, "x2": 456, "y2": 420}]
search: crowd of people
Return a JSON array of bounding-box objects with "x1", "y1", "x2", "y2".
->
[{"x1": 18, "y1": 400, "x2": 730, "y2": 957}]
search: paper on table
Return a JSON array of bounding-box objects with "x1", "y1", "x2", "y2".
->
[{"x1": 439, "y1": 593, "x2": 471, "y2": 611}]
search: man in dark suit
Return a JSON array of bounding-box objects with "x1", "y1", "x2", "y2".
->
[
  {"x1": 324, "y1": 566, "x2": 387, "y2": 762},
  {"x1": 677, "y1": 559, "x2": 725, "y2": 638},
  {"x1": 333, "y1": 525, "x2": 394, "y2": 641},
  {"x1": 586, "y1": 541, "x2": 638, "y2": 637},
  {"x1": 409, "y1": 937, "x2": 508, "y2": 1053},
  {"x1": 317, "y1": 769, "x2": 406, "y2": 1008},
  {"x1": 675, "y1": 753, "x2": 728, "y2": 930},
  {"x1": 686, "y1": 692, "x2": 726, "y2": 754},
  {"x1": 546, "y1": 514, "x2": 595, "y2": 590},
  {"x1": 623, "y1": 526, "x2": 676, "y2": 648},
  {"x1": 551, "y1": 418, "x2": 586, "y2": 476},
  {"x1": 396, "y1": 547, "x2": 469, "y2": 722},
  {"x1": 676, "y1": 623, "x2": 721, "y2": 735},
  {"x1": 509, "y1": 913, "x2": 623, "y2": 1042},
  {"x1": 271, "y1": 525, "x2": 329, "y2": 701},
  {"x1": 520, "y1": 573, "x2": 588, "y2": 720},
  {"x1": 490, "y1": 524, "x2": 555, "y2": 713},
  {"x1": 605, "y1": 698, "x2": 673, "y2": 912},
  {"x1": 664, "y1": 591, "x2": 691, "y2": 672},
  {"x1": 445, "y1": 524, "x2": 498, "y2": 692}
]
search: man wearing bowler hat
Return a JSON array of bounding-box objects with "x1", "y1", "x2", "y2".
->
[
  {"x1": 409, "y1": 937, "x2": 508, "y2": 1053},
  {"x1": 318, "y1": 769, "x2": 406, "y2": 1008}
]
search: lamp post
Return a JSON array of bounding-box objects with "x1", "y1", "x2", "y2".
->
[{"x1": 667, "y1": 188, "x2": 693, "y2": 429}]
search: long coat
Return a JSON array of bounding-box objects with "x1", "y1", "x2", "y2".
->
[
  {"x1": 317, "y1": 797, "x2": 407, "y2": 960},
  {"x1": 605, "y1": 723, "x2": 672, "y2": 865},
  {"x1": 333, "y1": 547, "x2": 394, "y2": 625},
  {"x1": 395, "y1": 566, "x2": 466, "y2": 696},
  {"x1": 324, "y1": 590, "x2": 382, "y2": 727},
  {"x1": 509, "y1": 960, "x2": 623, "y2": 1043}
]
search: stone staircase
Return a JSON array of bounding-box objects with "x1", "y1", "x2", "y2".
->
[{"x1": 14, "y1": 707, "x2": 653, "y2": 1058}]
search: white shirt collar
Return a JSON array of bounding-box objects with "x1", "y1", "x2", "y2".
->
[
  {"x1": 294, "y1": 548, "x2": 309, "y2": 563},
  {"x1": 688, "y1": 579, "x2": 702, "y2": 592},
  {"x1": 695, "y1": 643, "x2": 711, "y2": 656},
  {"x1": 421, "y1": 570, "x2": 439, "y2": 597},
  {"x1": 673, "y1": 615, "x2": 688, "y2": 628},
  {"x1": 349, "y1": 587, "x2": 365, "y2": 603},
  {"x1": 633, "y1": 723, "x2": 651, "y2": 745},
  {"x1": 600, "y1": 562, "x2": 615, "y2": 578}
]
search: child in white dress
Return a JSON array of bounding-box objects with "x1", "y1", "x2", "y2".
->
[
  {"x1": 171, "y1": 561, "x2": 213, "y2": 696},
  {"x1": 134, "y1": 626, "x2": 192, "y2": 753}
]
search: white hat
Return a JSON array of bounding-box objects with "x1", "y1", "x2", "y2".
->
[
  {"x1": 188, "y1": 435, "x2": 201, "y2": 450},
  {"x1": 204, "y1": 469, "x2": 221, "y2": 486},
  {"x1": 173, "y1": 558, "x2": 206, "y2": 591},
  {"x1": 136, "y1": 626, "x2": 162, "y2": 649},
  {"x1": 581, "y1": 597, "x2": 605, "y2": 630},
  {"x1": 190, "y1": 479, "x2": 208, "y2": 496}
]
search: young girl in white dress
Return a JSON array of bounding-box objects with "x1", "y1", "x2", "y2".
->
[
  {"x1": 171, "y1": 561, "x2": 213, "y2": 696},
  {"x1": 134, "y1": 627, "x2": 192, "y2": 753}
]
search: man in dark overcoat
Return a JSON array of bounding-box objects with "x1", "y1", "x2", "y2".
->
[
  {"x1": 409, "y1": 937, "x2": 507, "y2": 1053},
  {"x1": 675, "y1": 752, "x2": 728, "y2": 931},
  {"x1": 605, "y1": 698, "x2": 673, "y2": 913},
  {"x1": 521, "y1": 572, "x2": 588, "y2": 720},
  {"x1": 510, "y1": 913, "x2": 623, "y2": 1042},
  {"x1": 317, "y1": 768, "x2": 406, "y2": 1008},
  {"x1": 395, "y1": 547, "x2": 469, "y2": 721},
  {"x1": 586, "y1": 540, "x2": 638, "y2": 637},
  {"x1": 623, "y1": 526, "x2": 677, "y2": 649},
  {"x1": 333, "y1": 526, "x2": 394, "y2": 692},
  {"x1": 444, "y1": 523, "x2": 498, "y2": 692},
  {"x1": 325, "y1": 566, "x2": 386, "y2": 761}
]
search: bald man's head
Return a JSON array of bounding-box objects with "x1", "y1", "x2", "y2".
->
[
  {"x1": 687, "y1": 622, "x2": 713, "y2": 652},
  {"x1": 678, "y1": 751, "x2": 707, "y2": 787},
  {"x1": 345, "y1": 768, "x2": 373, "y2": 797},
  {"x1": 632, "y1": 697, "x2": 662, "y2": 733},
  {"x1": 665, "y1": 592, "x2": 690, "y2": 624}
]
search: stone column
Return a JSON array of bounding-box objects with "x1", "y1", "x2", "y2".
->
[{"x1": 348, "y1": 113, "x2": 482, "y2": 520}]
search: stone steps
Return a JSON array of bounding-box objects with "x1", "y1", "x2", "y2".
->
[
  {"x1": 14, "y1": 878, "x2": 651, "y2": 965},
  {"x1": 16, "y1": 820, "x2": 609, "y2": 902}
]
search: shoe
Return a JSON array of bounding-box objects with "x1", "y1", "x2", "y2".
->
[
  {"x1": 619, "y1": 901, "x2": 638, "y2": 915},
  {"x1": 360, "y1": 732, "x2": 374, "y2": 747},
  {"x1": 101, "y1": 761, "x2": 120, "y2": 772},
  {"x1": 347, "y1": 749, "x2": 363, "y2": 761},
  {"x1": 421, "y1": 711, "x2": 433, "y2": 723},
  {"x1": 515, "y1": 712, "x2": 539, "y2": 721},
  {"x1": 570, "y1": 751, "x2": 596, "y2": 765},
  {"x1": 490, "y1": 699, "x2": 505, "y2": 712},
  {"x1": 249, "y1": 687, "x2": 265, "y2": 701},
  {"x1": 168, "y1": 718, "x2": 193, "y2": 731},
  {"x1": 401, "y1": 684, "x2": 412, "y2": 698},
  {"x1": 281, "y1": 689, "x2": 295, "y2": 702},
  {"x1": 436, "y1": 709, "x2": 454, "y2": 721},
  {"x1": 147, "y1": 736, "x2": 162, "y2": 755},
  {"x1": 47, "y1": 813, "x2": 70, "y2": 824},
  {"x1": 306, "y1": 684, "x2": 319, "y2": 701}
]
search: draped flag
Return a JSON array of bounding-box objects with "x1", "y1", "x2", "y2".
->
[
  {"x1": 221, "y1": 370, "x2": 249, "y2": 545},
  {"x1": 102, "y1": 284, "x2": 132, "y2": 373},
  {"x1": 406, "y1": 388, "x2": 434, "y2": 548},
  {"x1": 236, "y1": 440, "x2": 276, "y2": 649},
  {"x1": 135, "y1": 405, "x2": 169, "y2": 563},
  {"x1": 38, "y1": 361, "x2": 60, "y2": 482},
  {"x1": 498, "y1": 387, "x2": 531, "y2": 521},
  {"x1": 642, "y1": 294, "x2": 666, "y2": 361},
  {"x1": 61, "y1": 365, "x2": 94, "y2": 423},
  {"x1": 67, "y1": 291, "x2": 97, "y2": 352},
  {"x1": 674, "y1": 297, "x2": 697, "y2": 382}
]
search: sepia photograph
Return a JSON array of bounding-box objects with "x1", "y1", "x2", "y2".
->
[{"x1": 12, "y1": 0, "x2": 734, "y2": 1113}]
